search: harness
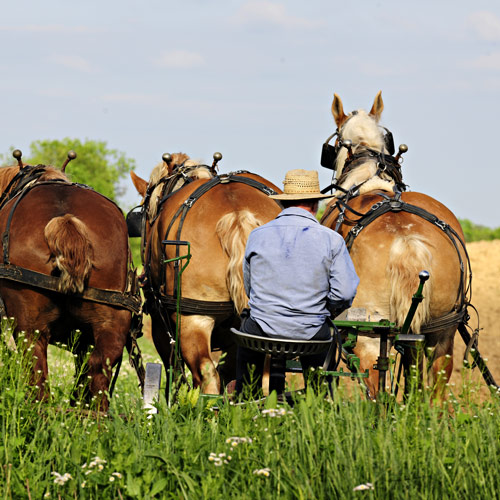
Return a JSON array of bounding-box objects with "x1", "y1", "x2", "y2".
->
[
  {"x1": 328, "y1": 191, "x2": 471, "y2": 334},
  {"x1": 141, "y1": 171, "x2": 278, "y2": 319}
]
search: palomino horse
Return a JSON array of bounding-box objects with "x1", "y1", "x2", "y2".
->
[
  {"x1": 321, "y1": 92, "x2": 469, "y2": 398},
  {"x1": 0, "y1": 156, "x2": 141, "y2": 410},
  {"x1": 130, "y1": 153, "x2": 281, "y2": 395}
]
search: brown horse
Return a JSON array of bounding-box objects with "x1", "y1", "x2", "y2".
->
[
  {"x1": 0, "y1": 161, "x2": 141, "y2": 410},
  {"x1": 321, "y1": 92, "x2": 469, "y2": 399},
  {"x1": 130, "y1": 153, "x2": 281, "y2": 395}
]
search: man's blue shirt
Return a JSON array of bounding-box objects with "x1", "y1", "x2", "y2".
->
[{"x1": 243, "y1": 207, "x2": 359, "y2": 339}]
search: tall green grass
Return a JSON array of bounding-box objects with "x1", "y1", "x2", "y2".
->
[{"x1": 1, "y1": 326, "x2": 499, "y2": 499}]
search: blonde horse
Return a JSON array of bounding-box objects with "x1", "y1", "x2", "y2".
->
[
  {"x1": 131, "y1": 153, "x2": 281, "y2": 395},
  {"x1": 321, "y1": 92, "x2": 469, "y2": 398}
]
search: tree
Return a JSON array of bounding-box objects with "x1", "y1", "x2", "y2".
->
[{"x1": 7, "y1": 138, "x2": 136, "y2": 204}]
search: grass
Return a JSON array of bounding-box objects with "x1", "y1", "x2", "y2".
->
[{"x1": 1, "y1": 326, "x2": 500, "y2": 499}]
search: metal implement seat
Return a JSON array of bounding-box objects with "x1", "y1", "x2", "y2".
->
[{"x1": 230, "y1": 328, "x2": 334, "y2": 358}]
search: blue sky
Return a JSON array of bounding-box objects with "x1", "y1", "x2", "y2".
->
[{"x1": 1, "y1": 1, "x2": 500, "y2": 226}]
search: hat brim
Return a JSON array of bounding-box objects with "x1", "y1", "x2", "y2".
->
[{"x1": 269, "y1": 192, "x2": 332, "y2": 200}]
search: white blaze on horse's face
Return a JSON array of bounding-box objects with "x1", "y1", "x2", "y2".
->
[{"x1": 335, "y1": 110, "x2": 386, "y2": 176}]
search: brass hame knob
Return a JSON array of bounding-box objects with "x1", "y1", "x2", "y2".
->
[{"x1": 162, "y1": 153, "x2": 172, "y2": 165}]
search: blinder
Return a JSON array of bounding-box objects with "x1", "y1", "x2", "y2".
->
[
  {"x1": 126, "y1": 205, "x2": 143, "y2": 238},
  {"x1": 320, "y1": 125, "x2": 395, "y2": 171}
]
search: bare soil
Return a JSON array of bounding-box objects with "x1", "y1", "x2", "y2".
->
[{"x1": 451, "y1": 240, "x2": 500, "y2": 395}]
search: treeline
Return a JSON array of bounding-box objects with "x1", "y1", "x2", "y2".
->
[{"x1": 459, "y1": 219, "x2": 500, "y2": 242}]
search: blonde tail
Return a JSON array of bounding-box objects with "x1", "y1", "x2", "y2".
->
[
  {"x1": 44, "y1": 214, "x2": 94, "y2": 293},
  {"x1": 216, "y1": 210, "x2": 262, "y2": 314},
  {"x1": 387, "y1": 235, "x2": 433, "y2": 333}
]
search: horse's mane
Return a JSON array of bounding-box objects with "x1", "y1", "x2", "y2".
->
[
  {"x1": 0, "y1": 165, "x2": 69, "y2": 195},
  {"x1": 147, "y1": 153, "x2": 213, "y2": 221},
  {"x1": 335, "y1": 109, "x2": 395, "y2": 194}
]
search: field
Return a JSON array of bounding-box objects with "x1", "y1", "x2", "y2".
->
[{"x1": 1, "y1": 241, "x2": 499, "y2": 499}]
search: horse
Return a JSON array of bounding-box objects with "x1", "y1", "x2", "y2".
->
[
  {"x1": 0, "y1": 157, "x2": 142, "y2": 410},
  {"x1": 130, "y1": 153, "x2": 281, "y2": 395},
  {"x1": 320, "y1": 92, "x2": 470, "y2": 399}
]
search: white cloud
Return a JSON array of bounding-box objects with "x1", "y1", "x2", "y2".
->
[
  {"x1": 153, "y1": 50, "x2": 205, "y2": 69},
  {"x1": 234, "y1": 1, "x2": 323, "y2": 29},
  {"x1": 469, "y1": 11, "x2": 500, "y2": 42},
  {"x1": 49, "y1": 54, "x2": 94, "y2": 73},
  {"x1": 468, "y1": 51, "x2": 500, "y2": 71}
]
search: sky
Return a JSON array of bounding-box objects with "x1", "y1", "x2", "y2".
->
[{"x1": 1, "y1": 1, "x2": 500, "y2": 226}]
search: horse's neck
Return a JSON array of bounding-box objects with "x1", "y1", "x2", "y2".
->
[{"x1": 337, "y1": 159, "x2": 395, "y2": 195}]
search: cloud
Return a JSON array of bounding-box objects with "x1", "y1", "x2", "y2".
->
[
  {"x1": 468, "y1": 51, "x2": 500, "y2": 71},
  {"x1": 153, "y1": 50, "x2": 205, "y2": 69},
  {"x1": 234, "y1": 1, "x2": 323, "y2": 29},
  {"x1": 469, "y1": 11, "x2": 500, "y2": 41},
  {"x1": 49, "y1": 54, "x2": 94, "y2": 73}
]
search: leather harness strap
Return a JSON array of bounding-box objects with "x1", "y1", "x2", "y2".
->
[
  {"x1": 337, "y1": 192, "x2": 471, "y2": 333},
  {"x1": 0, "y1": 177, "x2": 143, "y2": 315},
  {"x1": 144, "y1": 171, "x2": 278, "y2": 315},
  {"x1": 0, "y1": 264, "x2": 142, "y2": 314}
]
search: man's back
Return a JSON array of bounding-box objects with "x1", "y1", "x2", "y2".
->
[{"x1": 244, "y1": 207, "x2": 358, "y2": 339}]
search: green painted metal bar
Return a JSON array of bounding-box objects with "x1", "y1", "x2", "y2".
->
[{"x1": 163, "y1": 240, "x2": 192, "y2": 407}]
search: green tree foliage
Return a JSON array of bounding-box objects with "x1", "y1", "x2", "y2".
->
[
  {"x1": 22, "y1": 138, "x2": 136, "y2": 203},
  {"x1": 459, "y1": 219, "x2": 500, "y2": 242}
]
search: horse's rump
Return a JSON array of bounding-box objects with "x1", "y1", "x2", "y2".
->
[
  {"x1": 151, "y1": 175, "x2": 281, "y2": 307},
  {"x1": 0, "y1": 183, "x2": 130, "y2": 293},
  {"x1": 323, "y1": 191, "x2": 466, "y2": 331}
]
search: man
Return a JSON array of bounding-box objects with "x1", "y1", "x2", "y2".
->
[{"x1": 235, "y1": 169, "x2": 359, "y2": 396}]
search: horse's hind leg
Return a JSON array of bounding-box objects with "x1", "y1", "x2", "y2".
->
[
  {"x1": 179, "y1": 315, "x2": 220, "y2": 394},
  {"x1": 425, "y1": 327, "x2": 456, "y2": 400},
  {"x1": 85, "y1": 309, "x2": 130, "y2": 410},
  {"x1": 28, "y1": 332, "x2": 50, "y2": 402}
]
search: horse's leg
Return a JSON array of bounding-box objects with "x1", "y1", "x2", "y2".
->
[
  {"x1": 425, "y1": 326, "x2": 456, "y2": 400},
  {"x1": 85, "y1": 307, "x2": 130, "y2": 410},
  {"x1": 353, "y1": 337, "x2": 379, "y2": 399},
  {"x1": 2, "y1": 289, "x2": 54, "y2": 401},
  {"x1": 179, "y1": 315, "x2": 219, "y2": 394},
  {"x1": 28, "y1": 332, "x2": 50, "y2": 402}
]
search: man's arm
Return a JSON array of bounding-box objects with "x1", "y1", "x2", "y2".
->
[{"x1": 327, "y1": 238, "x2": 360, "y2": 316}]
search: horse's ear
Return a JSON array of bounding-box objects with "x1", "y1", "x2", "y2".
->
[
  {"x1": 331, "y1": 93, "x2": 348, "y2": 128},
  {"x1": 369, "y1": 91, "x2": 384, "y2": 122},
  {"x1": 130, "y1": 171, "x2": 148, "y2": 197}
]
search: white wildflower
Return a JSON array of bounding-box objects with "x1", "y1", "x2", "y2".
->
[
  {"x1": 253, "y1": 468, "x2": 271, "y2": 477},
  {"x1": 353, "y1": 483, "x2": 374, "y2": 491}
]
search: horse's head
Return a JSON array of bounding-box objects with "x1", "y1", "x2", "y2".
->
[
  {"x1": 327, "y1": 91, "x2": 402, "y2": 194},
  {"x1": 130, "y1": 152, "x2": 214, "y2": 222}
]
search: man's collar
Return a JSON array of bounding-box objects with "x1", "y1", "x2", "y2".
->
[{"x1": 277, "y1": 207, "x2": 319, "y2": 222}]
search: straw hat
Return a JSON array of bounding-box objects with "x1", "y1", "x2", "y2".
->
[{"x1": 269, "y1": 169, "x2": 331, "y2": 200}]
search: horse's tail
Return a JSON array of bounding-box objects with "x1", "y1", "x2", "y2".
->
[
  {"x1": 44, "y1": 214, "x2": 94, "y2": 294},
  {"x1": 216, "y1": 210, "x2": 262, "y2": 315},
  {"x1": 387, "y1": 234, "x2": 433, "y2": 333}
]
